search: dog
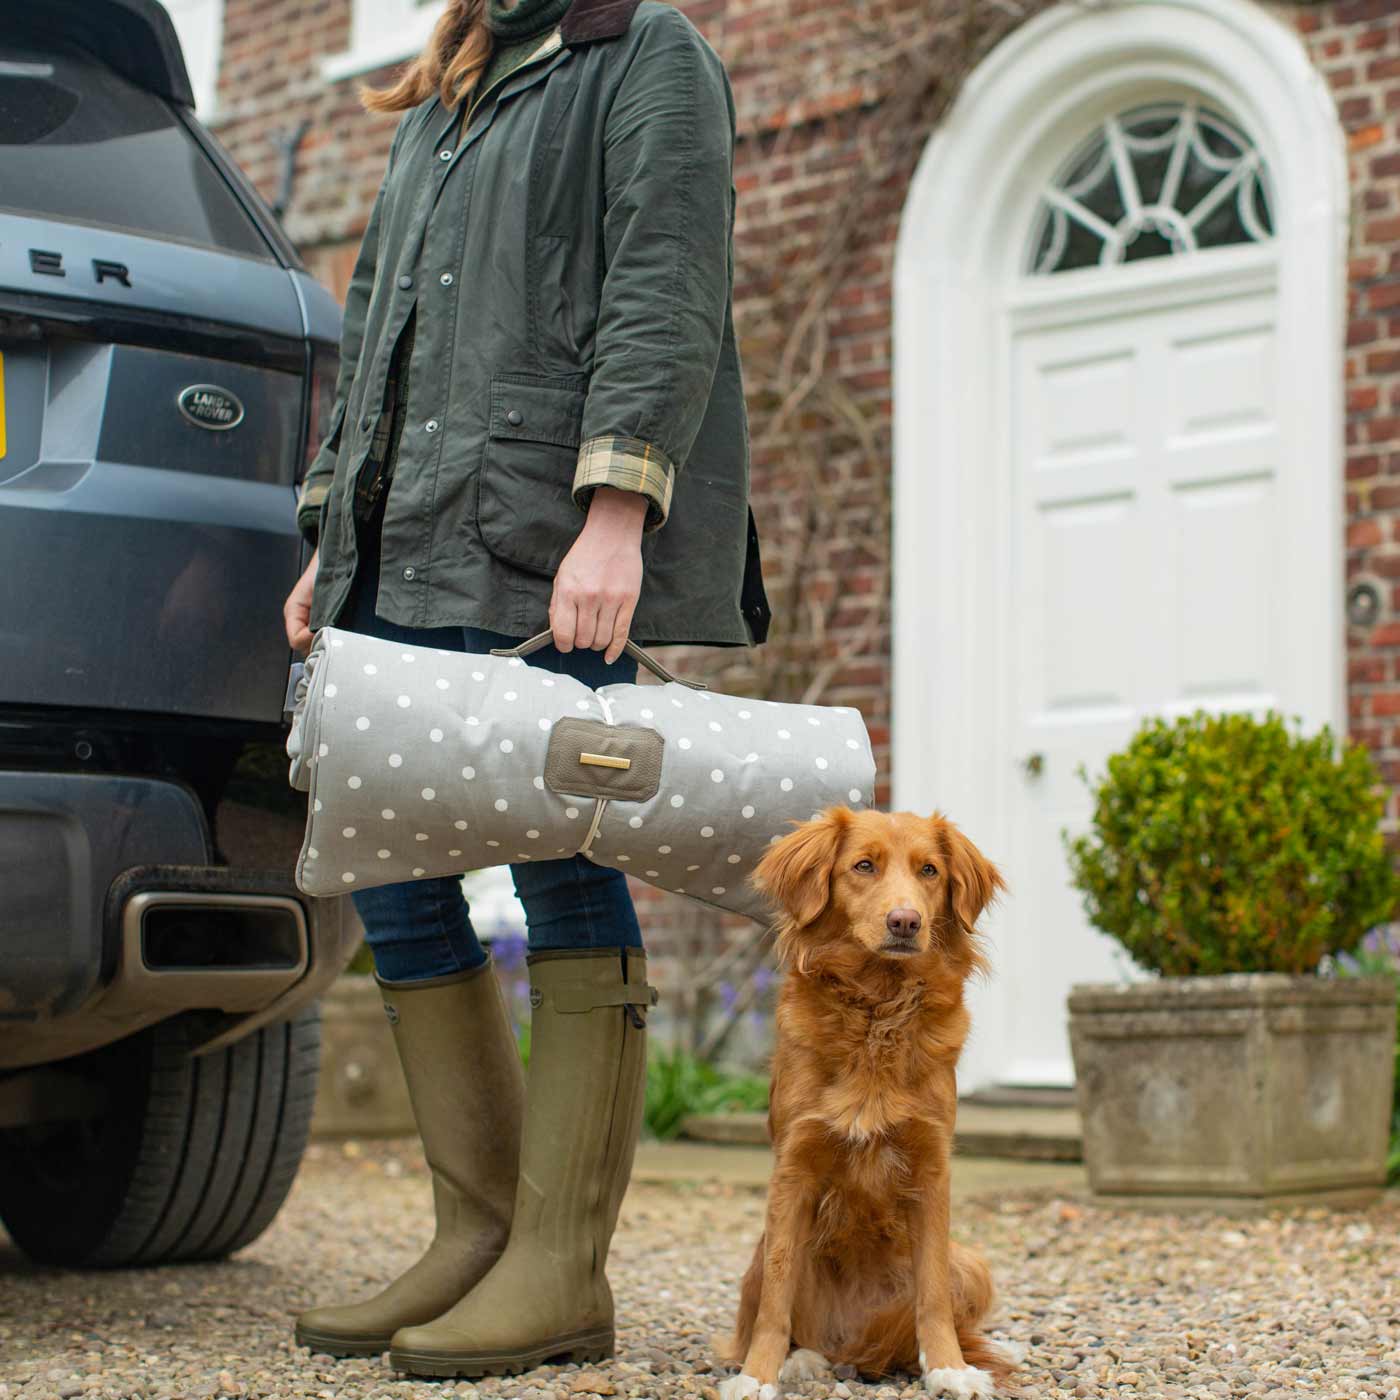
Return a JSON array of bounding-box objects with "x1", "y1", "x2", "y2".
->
[{"x1": 716, "y1": 807, "x2": 1012, "y2": 1400}]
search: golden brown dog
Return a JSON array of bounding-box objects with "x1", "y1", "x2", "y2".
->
[{"x1": 717, "y1": 808, "x2": 1011, "y2": 1400}]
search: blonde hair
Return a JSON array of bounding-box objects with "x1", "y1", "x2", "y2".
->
[{"x1": 361, "y1": 0, "x2": 494, "y2": 114}]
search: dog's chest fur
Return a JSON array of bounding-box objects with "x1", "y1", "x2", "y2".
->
[{"x1": 777, "y1": 969, "x2": 967, "y2": 1148}]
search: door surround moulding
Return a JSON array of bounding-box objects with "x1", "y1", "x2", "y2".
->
[{"x1": 890, "y1": 0, "x2": 1347, "y2": 1088}]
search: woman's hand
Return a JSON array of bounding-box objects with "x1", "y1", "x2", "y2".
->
[
  {"x1": 284, "y1": 549, "x2": 319, "y2": 655},
  {"x1": 551, "y1": 487, "x2": 647, "y2": 664}
]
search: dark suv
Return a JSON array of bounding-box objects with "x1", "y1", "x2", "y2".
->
[{"x1": 0, "y1": 0, "x2": 355, "y2": 1266}]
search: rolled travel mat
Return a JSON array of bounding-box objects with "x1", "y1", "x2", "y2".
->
[{"x1": 287, "y1": 626, "x2": 876, "y2": 924}]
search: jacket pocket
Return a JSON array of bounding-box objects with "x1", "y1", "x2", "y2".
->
[{"x1": 477, "y1": 372, "x2": 588, "y2": 577}]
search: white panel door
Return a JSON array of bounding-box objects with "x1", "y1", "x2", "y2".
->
[{"x1": 999, "y1": 282, "x2": 1282, "y2": 1086}]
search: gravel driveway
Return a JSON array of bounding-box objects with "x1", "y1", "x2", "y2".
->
[{"x1": 2, "y1": 1140, "x2": 1397, "y2": 1400}]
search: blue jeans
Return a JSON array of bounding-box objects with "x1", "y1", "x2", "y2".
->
[{"x1": 337, "y1": 529, "x2": 643, "y2": 983}]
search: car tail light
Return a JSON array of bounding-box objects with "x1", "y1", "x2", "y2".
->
[{"x1": 302, "y1": 340, "x2": 340, "y2": 480}]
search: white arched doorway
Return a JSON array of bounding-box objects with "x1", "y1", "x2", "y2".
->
[{"x1": 891, "y1": 0, "x2": 1348, "y2": 1091}]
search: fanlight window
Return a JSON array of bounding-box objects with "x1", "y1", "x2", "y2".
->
[{"x1": 1029, "y1": 101, "x2": 1274, "y2": 275}]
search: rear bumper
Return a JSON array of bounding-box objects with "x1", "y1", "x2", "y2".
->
[{"x1": 0, "y1": 769, "x2": 356, "y2": 1070}]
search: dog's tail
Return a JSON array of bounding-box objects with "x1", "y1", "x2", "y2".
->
[
  {"x1": 951, "y1": 1242, "x2": 1017, "y2": 1384},
  {"x1": 957, "y1": 1330, "x2": 1019, "y2": 1384},
  {"x1": 845, "y1": 1241, "x2": 1016, "y2": 1382}
]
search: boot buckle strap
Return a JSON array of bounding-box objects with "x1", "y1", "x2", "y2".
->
[{"x1": 552, "y1": 983, "x2": 659, "y2": 1016}]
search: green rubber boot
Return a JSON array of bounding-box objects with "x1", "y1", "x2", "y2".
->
[
  {"x1": 295, "y1": 960, "x2": 524, "y2": 1357},
  {"x1": 389, "y1": 947, "x2": 655, "y2": 1378}
]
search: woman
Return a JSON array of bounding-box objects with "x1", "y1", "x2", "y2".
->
[{"x1": 281, "y1": 0, "x2": 769, "y2": 1379}]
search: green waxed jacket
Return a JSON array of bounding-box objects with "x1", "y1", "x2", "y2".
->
[{"x1": 300, "y1": 0, "x2": 771, "y2": 647}]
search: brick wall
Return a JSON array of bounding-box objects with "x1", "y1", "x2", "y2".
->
[
  {"x1": 1294, "y1": 2, "x2": 1400, "y2": 821},
  {"x1": 214, "y1": 0, "x2": 396, "y2": 294}
]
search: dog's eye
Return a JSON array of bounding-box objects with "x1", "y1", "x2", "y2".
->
[
  {"x1": 920, "y1": 863, "x2": 938, "y2": 877},
  {"x1": 853, "y1": 859, "x2": 876, "y2": 874}
]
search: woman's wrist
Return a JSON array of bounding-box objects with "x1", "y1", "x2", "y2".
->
[{"x1": 583, "y1": 485, "x2": 648, "y2": 539}]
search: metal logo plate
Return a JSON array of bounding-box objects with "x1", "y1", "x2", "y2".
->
[{"x1": 177, "y1": 383, "x2": 244, "y2": 431}]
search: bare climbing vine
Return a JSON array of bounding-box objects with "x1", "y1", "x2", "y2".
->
[{"x1": 692, "y1": 0, "x2": 1061, "y2": 707}]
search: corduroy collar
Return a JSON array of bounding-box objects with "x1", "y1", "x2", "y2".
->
[{"x1": 559, "y1": 0, "x2": 643, "y2": 45}]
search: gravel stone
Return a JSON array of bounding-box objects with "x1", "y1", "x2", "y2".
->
[{"x1": 2, "y1": 1140, "x2": 1398, "y2": 1399}]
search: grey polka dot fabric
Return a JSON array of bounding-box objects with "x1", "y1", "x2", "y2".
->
[{"x1": 287, "y1": 627, "x2": 876, "y2": 924}]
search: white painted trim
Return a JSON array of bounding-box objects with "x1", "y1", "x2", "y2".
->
[
  {"x1": 891, "y1": 0, "x2": 1348, "y2": 1090},
  {"x1": 322, "y1": 0, "x2": 446, "y2": 84},
  {"x1": 1007, "y1": 241, "x2": 1276, "y2": 327}
]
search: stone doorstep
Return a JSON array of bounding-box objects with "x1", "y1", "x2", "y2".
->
[
  {"x1": 679, "y1": 1101, "x2": 1085, "y2": 1162},
  {"x1": 631, "y1": 1139, "x2": 1089, "y2": 1200}
]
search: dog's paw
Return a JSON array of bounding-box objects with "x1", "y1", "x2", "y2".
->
[
  {"x1": 718, "y1": 1375, "x2": 779, "y2": 1400},
  {"x1": 779, "y1": 1349, "x2": 832, "y2": 1384},
  {"x1": 921, "y1": 1365, "x2": 995, "y2": 1398}
]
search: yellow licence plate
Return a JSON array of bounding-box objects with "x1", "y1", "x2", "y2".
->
[{"x1": 0, "y1": 350, "x2": 6, "y2": 460}]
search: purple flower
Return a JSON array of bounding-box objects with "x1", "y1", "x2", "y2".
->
[
  {"x1": 1362, "y1": 924, "x2": 1400, "y2": 969},
  {"x1": 491, "y1": 930, "x2": 528, "y2": 970},
  {"x1": 719, "y1": 980, "x2": 738, "y2": 1012}
]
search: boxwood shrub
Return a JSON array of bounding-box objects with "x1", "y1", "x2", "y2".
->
[{"x1": 1065, "y1": 711, "x2": 1400, "y2": 976}]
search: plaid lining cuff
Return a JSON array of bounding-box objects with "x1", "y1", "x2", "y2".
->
[
  {"x1": 296, "y1": 477, "x2": 332, "y2": 543},
  {"x1": 572, "y1": 434, "x2": 675, "y2": 532}
]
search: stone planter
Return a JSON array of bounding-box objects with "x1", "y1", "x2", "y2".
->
[
  {"x1": 310, "y1": 975, "x2": 416, "y2": 1140},
  {"x1": 1068, "y1": 974, "x2": 1397, "y2": 1211}
]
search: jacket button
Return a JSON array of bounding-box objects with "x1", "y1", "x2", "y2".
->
[
  {"x1": 425, "y1": 419, "x2": 440, "y2": 433},
  {"x1": 506, "y1": 409, "x2": 523, "y2": 427},
  {"x1": 440, "y1": 272, "x2": 454, "y2": 287},
  {"x1": 398, "y1": 274, "x2": 413, "y2": 290},
  {"x1": 439, "y1": 149, "x2": 452, "y2": 161},
  {"x1": 403, "y1": 567, "x2": 416, "y2": 581}
]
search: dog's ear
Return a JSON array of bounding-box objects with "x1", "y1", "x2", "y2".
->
[
  {"x1": 753, "y1": 808, "x2": 849, "y2": 927},
  {"x1": 940, "y1": 820, "x2": 1005, "y2": 936}
]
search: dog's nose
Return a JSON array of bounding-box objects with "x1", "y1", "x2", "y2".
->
[{"x1": 886, "y1": 908, "x2": 922, "y2": 939}]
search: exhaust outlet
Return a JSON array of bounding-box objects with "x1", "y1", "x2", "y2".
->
[
  {"x1": 111, "y1": 891, "x2": 309, "y2": 1015},
  {"x1": 137, "y1": 894, "x2": 306, "y2": 972}
]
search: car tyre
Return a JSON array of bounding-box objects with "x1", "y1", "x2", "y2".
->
[{"x1": 0, "y1": 1007, "x2": 320, "y2": 1267}]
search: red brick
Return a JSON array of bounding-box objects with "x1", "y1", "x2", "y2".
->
[
  {"x1": 1351, "y1": 517, "x2": 1384, "y2": 548},
  {"x1": 1338, "y1": 0, "x2": 1396, "y2": 22},
  {"x1": 1370, "y1": 692, "x2": 1400, "y2": 717},
  {"x1": 1342, "y1": 94, "x2": 1378, "y2": 124},
  {"x1": 1365, "y1": 216, "x2": 1400, "y2": 243}
]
